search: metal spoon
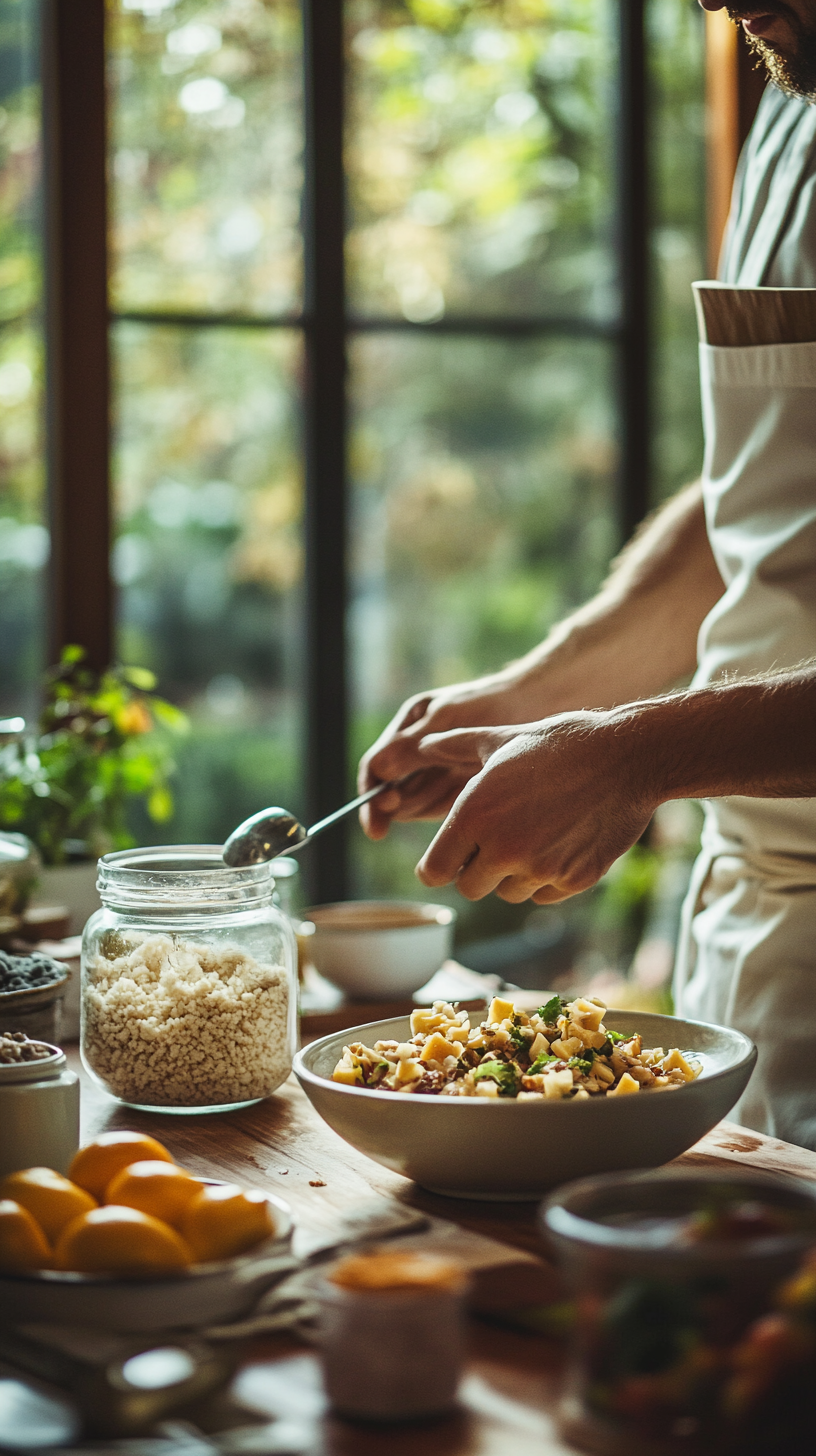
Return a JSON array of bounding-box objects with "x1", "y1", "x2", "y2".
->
[{"x1": 223, "y1": 781, "x2": 395, "y2": 867}]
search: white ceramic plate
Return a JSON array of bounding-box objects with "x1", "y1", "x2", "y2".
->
[
  {"x1": 294, "y1": 1010, "x2": 756, "y2": 1200},
  {"x1": 0, "y1": 1192, "x2": 293, "y2": 1331}
]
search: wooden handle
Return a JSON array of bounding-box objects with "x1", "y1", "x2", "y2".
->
[{"x1": 693, "y1": 281, "x2": 816, "y2": 347}]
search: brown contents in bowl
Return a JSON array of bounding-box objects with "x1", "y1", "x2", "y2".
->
[{"x1": 0, "y1": 1032, "x2": 53, "y2": 1064}]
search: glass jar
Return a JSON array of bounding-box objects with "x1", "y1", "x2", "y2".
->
[
  {"x1": 543, "y1": 1168, "x2": 816, "y2": 1456},
  {"x1": 81, "y1": 846, "x2": 297, "y2": 1113}
]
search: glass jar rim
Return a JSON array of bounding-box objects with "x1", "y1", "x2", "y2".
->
[{"x1": 97, "y1": 845, "x2": 275, "y2": 910}]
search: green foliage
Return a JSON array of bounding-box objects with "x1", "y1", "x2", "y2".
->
[
  {"x1": 0, "y1": 646, "x2": 188, "y2": 864},
  {"x1": 538, "y1": 994, "x2": 566, "y2": 1022}
]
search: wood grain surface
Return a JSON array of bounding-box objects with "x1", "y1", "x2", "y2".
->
[
  {"x1": 65, "y1": 1050, "x2": 816, "y2": 1455},
  {"x1": 693, "y1": 281, "x2": 816, "y2": 346}
]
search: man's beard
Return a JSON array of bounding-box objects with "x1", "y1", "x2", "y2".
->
[{"x1": 727, "y1": 4, "x2": 816, "y2": 99}]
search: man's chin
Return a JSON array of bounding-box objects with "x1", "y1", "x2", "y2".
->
[{"x1": 743, "y1": 31, "x2": 816, "y2": 100}]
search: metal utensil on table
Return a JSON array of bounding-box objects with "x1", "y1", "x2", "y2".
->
[{"x1": 223, "y1": 781, "x2": 398, "y2": 868}]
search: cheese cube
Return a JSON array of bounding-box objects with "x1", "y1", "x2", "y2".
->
[
  {"x1": 529, "y1": 1032, "x2": 550, "y2": 1061},
  {"x1": 333, "y1": 1064, "x2": 363, "y2": 1086},
  {"x1": 419, "y1": 1032, "x2": 459, "y2": 1064},
  {"x1": 397, "y1": 1057, "x2": 424, "y2": 1084},
  {"x1": 662, "y1": 1049, "x2": 697, "y2": 1082},
  {"x1": 475, "y1": 1080, "x2": 499, "y2": 1097},
  {"x1": 487, "y1": 997, "x2": 515, "y2": 1025},
  {"x1": 608, "y1": 1072, "x2": 640, "y2": 1097},
  {"x1": 569, "y1": 997, "x2": 605, "y2": 1033},
  {"x1": 551, "y1": 1037, "x2": 582, "y2": 1059},
  {"x1": 543, "y1": 1069, "x2": 574, "y2": 1099},
  {"x1": 410, "y1": 1008, "x2": 444, "y2": 1036}
]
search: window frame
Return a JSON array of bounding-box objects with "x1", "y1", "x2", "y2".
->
[{"x1": 40, "y1": 0, "x2": 752, "y2": 901}]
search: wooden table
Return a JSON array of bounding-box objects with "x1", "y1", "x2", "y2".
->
[{"x1": 67, "y1": 1050, "x2": 816, "y2": 1455}]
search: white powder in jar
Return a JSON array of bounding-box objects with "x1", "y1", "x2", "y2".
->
[{"x1": 82, "y1": 933, "x2": 291, "y2": 1107}]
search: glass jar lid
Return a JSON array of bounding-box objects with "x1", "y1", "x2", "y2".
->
[{"x1": 97, "y1": 845, "x2": 275, "y2": 911}]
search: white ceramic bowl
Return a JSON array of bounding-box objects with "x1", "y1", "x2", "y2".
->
[
  {"x1": 0, "y1": 1193, "x2": 293, "y2": 1331},
  {"x1": 304, "y1": 900, "x2": 455, "y2": 998},
  {"x1": 294, "y1": 1010, "x2": 757, "y2": 1200}
]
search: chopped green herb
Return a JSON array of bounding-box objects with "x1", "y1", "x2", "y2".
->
[
  {"x1": 568, "y1": 1056, "x2": 594, "y2": 1076},
  {"x1": 472, "y1": 1060, "x2": 520, "y2": 1095},
  {"x1": 538, "y1": 995, "x2": 565, "y2": 1023},
  {"x1": 528, "y1": 1053, "x2": 558, "y2": 1074},
  {"x1": 606, "y1": 1030, "x2": 629, "y2": 1044}
]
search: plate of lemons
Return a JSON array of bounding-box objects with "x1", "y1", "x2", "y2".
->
[{"x1": 0, "y1": 1130, "x2": 293, "y2": 1331}]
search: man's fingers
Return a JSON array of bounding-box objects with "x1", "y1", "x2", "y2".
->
[
  {"x1": 416, "y1": 826, "x2": 481, "y2": 889},
  {"x1": 494, "y1": 875, "x2": 547, "y2": 904},
  {"x1": 418, "y1": 726, "x2": 507, "y2": 768},
  {"x1": 359, "y1": 768, "x2": 468, "y2": 839},
  {"x1": 531, "y1": 883, "x2": 573, "y2": 904}
]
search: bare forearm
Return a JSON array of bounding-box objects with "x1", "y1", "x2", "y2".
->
[
  {"x1": 500, "y1": 480, "x2": 725, "y2": 718},
  {"x1": 624, "y1": 667, "x2": 816, "y2": 803},
  {"x1": 413, "y1": 666, "x2": 816, "y2": 904}
]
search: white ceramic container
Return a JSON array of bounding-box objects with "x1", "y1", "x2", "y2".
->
[
  {"x1": 318, "y1": 1277, "x2": 466, "y2": 1419},
  {"x1": 305, "y1": 900, "x2": 455, "y2": 998},
  {"x1": 0, "y1": 1044, "x2": 79, "y2": 1177},
  {"x1": 294, "y1": 1009, "x2": 757, "y2": 1200},
  {"x1": 0, "y1": 1193, "x2": 293, "y2": 1331}
]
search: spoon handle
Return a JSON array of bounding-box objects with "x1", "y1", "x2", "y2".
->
[{"x1": 304, "y1": 782, "x2": 393, "y2": 842}]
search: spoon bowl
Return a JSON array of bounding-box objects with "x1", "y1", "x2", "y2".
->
[
  {"x1": 223, "y1": 808, "x2": 307, "y2": 866},
  {"x1": 223, "y1": 781, "x2": 390, "y2": 868}
]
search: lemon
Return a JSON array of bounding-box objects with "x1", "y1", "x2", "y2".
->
[
  {"x1": 55, "y1": 1205, "x2": 191, "y2": 1274},
  {"x1": 105, "y1": 1160, "x2": 203, "y2": 1228},
  {"x1": 0, "y1": 1198, "x2": 51, "y2": 1271},
  {"x1": 68, "y1": 1131, "x2": 174, "y2": 1200},
  {"x1": 180, "y1": 1184, "x2": 275, "y2": 1262},
  {"x1": 0, "y1": 1168, "x2": 96, "y2": 1244}
]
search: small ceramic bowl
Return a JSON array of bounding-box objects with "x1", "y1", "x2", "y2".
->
[
  {"x1": 0, "y1": 968, "x2": 70, "y2": 1043},
  {"x1": 304, "y1": 900, "x2": 456, "y2": 998},
  {"x1": 0, "y1": 1192, "x2": 294, "y2": 1332},
  {"x1": 295, "y1": 1009, "x2": 757, "y2": 1199}
]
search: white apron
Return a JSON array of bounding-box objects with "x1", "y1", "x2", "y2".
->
[{"x1": 673, "y1": 337, "x2": 816, "y2": 1146}]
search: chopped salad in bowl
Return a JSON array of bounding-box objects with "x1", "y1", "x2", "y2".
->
[{"x1": 331, "y1": 994, "x2": 701, "y2": 1101}]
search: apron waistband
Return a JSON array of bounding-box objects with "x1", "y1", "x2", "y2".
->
[{"x1": 699, "y1": 844, "x2": 816, "y2": 891}]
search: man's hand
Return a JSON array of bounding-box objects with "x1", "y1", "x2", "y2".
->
[
  {"x1": 357, "y1": 677, "x2": 530, "y2": 840},
  {"x1": 357, "y1": 481, "x2": 722, "y2": 842},
  {"x1": 414, "y1": 713, "x2": 658, "y2": 904}
]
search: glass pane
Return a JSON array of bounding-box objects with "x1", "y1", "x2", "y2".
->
[
  {"x1": 0, "y1": 0, "x2": 46, "y2": 720},
  {"x1": 346, "y1": 0, "x2": 616, "y2": 321},
  {"x1": 648, "y1": 0, "x2": 706, "y2": 503},
  {"x1": 109, "y1": 0, "x2": 303, "y2": 317},
  {"x1": 349, "y1": 331, "x2": 617, "y2": 921},
  {"x1": 112, "y1": 322, "x2": 304, "y2": 844}
]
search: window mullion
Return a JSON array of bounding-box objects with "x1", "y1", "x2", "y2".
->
[
  {"x1": 42, "y1": 0, "x2": 111, "y2": 670},
  {"x1": 302, "y1": 0, "x2": 349, "y2": 903},
  {"x1": 618, "y1": 0, "x2": 650, "y2": 540}
]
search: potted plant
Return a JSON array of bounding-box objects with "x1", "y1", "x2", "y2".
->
[{"x1": 0, "y1": 646, "x2": 187, "y2": 930}]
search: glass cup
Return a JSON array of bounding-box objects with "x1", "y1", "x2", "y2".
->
[{"x1": 81, "y1": 846, "x2": 297, "y2": 1113}]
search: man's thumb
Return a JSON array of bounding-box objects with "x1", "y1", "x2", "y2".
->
[{"x1": 417, "y1": 726, "x2": 505, "y2": 768}]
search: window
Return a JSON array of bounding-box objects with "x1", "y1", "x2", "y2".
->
[{"x1": 3, "y1": 0, "x2": 717, "y2": 946}]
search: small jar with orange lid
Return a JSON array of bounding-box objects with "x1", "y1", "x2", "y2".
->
[{"x1": 318, "y1": 1248, "x2": 468, "y2": 1420}]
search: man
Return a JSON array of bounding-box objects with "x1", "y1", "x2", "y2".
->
[{"x1": 358, "y1": 1, "x2": 816, "y2": 1147}]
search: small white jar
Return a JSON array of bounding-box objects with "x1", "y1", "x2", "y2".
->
[
  {"x1": 0, "y1": 1045, "x2": 80, "y2": 1178},
  {"x1": 318, "y1": 1249, "x2": 467, "y2": 1421}
]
